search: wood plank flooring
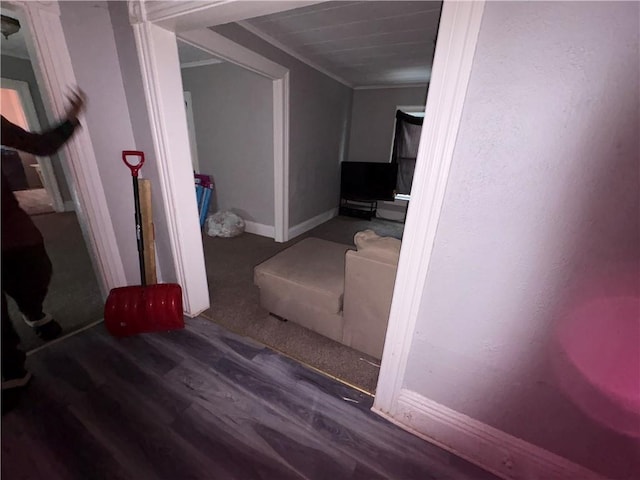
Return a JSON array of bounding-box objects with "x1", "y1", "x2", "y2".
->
[{"x1": 2, "y1": 318, "x2": 497, "y2": 480}]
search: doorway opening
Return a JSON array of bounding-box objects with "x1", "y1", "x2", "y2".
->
[
  {"x1": 178, "y1": 40, "x2": 276, "y2": 237},
  {"x1": 0, "y1": 8, "x2": 104, "y2": 351},
  {"x1": 133, "y1": 0, "x2": 483, "y2": 402},
  {"x1": 1, "y1": 79, "x2": 63, "y2": 215},
  {"x1": 136, "y1": 3, "x2": 441, "y2": 395}
]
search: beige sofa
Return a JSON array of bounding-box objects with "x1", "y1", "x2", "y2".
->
[{"x1": 253, "y1": 230, "x2": 400, "y2": 359}]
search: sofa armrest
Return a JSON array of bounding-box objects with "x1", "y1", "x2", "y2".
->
[{"x1": 342, "y1": 249, "x2": 398, "y2": 359}]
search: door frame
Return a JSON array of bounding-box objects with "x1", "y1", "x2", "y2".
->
[
  {"x1": 373, "y1": 0, "x2": 486, "y2": 413},
  {"x1": 177, "y1": 28, "x2": 290, "y2": 243},
  {"x1": 1, "y1": 77, "x2": 65, "y2": 212},
  {"x1": 129, "y1": 5, "x2": 291, "y2": 315},
  {"x1": 129, "y1": 0, "x2": 485, "y2": 405},
  {"x1": 182, "y1": 91, "x2": 200, "y2": 174},
  {"x1": 4, "y1": 0, "x2": 126, "y2": 297}
]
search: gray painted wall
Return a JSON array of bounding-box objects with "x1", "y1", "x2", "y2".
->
[
  {"x1": 404, "y1": 2, "x2": 639, "y2": 478},
  {"x1": 212, "y1": 24, "x2": 353, "y2": 226},
  {"x1": 181, "y1": 62, "x2": 274, "y2": 225},
  {"x1": 108, "y1": 1, "x2": 176, "y2": 282},
  {"x1": 1, "y1": 54, "x2": 72, "y2": 202},
  {"x1": 347, "y1": 86, "x2": 427, "y2": 164},
  {"x1": 60, "y1": 0, "x2": 146, "y2": 285}
]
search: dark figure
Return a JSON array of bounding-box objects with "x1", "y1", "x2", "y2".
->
[{"x1": 1, "y1": 89, "x2": 86, "y2": 398}]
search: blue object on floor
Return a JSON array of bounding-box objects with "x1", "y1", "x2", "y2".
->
[
  {"x1": 199, "y1": 186, "x2": 212, "y2": 228},
  {"x1": 194, "y1": 173, "x2": 214, "y2": 229}
]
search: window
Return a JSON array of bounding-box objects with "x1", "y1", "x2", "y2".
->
[{"x1": 391, "y1": 108, "x2": 424, "y2": 198}]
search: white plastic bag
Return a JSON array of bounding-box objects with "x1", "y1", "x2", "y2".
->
[{"x1": 206, "y1": 211, "x2": 245, "y2": 238}]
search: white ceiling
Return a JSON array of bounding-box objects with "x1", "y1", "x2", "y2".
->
[
  {"x1": 3, "y1": 2, "x2": 443, "y2": 89},
  {"x1": 240, "y1": 1, "x2": 442, "y2": 88}
]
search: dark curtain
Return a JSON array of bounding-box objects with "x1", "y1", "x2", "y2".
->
[{"x1": 391, "y1": 110, "x2": 423, "y2": 195}]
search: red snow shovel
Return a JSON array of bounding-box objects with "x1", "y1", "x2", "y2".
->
[{"x1": 104, "y1": 150, "x2": 184, "y2": 337}]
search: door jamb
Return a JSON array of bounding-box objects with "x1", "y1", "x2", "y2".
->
[{"x1": 5, "y1": 0, "x2": 127, "y2": 297}]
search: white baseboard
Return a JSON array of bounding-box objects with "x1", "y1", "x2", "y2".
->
[
  {"x1": 244, "y1": 221, "x2": 275, "y2": 239},
  {"x1": 63, "y1": 200, "x2": 75, "y2": 212},
  {"x1": 288, "y1": 207, "x2": 338, "y2": 239},
  {"x1": 373, "y1": 389, "x2": 605, "y2": 480}
]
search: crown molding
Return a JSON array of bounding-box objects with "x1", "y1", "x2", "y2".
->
[
  {"x1": 237, "y1": 20, "x2": 352, "y2": 89},
  {"x1": 128, "y1": 0, "x2": 147, "y2": 24}
]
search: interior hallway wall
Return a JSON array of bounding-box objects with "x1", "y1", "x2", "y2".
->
[
  {"x1": 181, "y1": 62, "x2": 274, "y2": 226},
  {"x1": 212, "y1": 23, "x2": 353, "y2": 226},
  {"x1": 60, "y1": 0, "x2": 147, "y2": 285},
  {"x1": 347, "y1": 86, "x2": 427, "y2": 164},
  {"x1": 108, "y1": 1, "x2": 177, "y2": 283},
  {"x1": 403, "y1": 2, "x2": 640, "y2": 478}
]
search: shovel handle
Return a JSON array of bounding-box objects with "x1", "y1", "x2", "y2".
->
[
  {"x1": 122, "y1": 150, "x2": 145, "y2": 177},
  {"x1": 122, "y1": 150, "x2": 146, "y2": 285}
]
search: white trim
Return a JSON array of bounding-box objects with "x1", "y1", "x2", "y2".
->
[
  {"x1": 178, "y1": 29, "x2": 287, "y2": 78},
  {"x1": 5, "y1": 0, "x2": 125, "y2": 298},
  {"x1": 374, "y1": 0, "x2": 485, "y2": 415},
  {"x1": 243, "y1": 221, "x2": 275, "y2": 239},
  {"x1": 373, "y1": 390, "x2": 606, "y2": 480},
  {"x1": 142, "y1": 1, "x2": 327, "y2": 32},
  {"x1": 237, "y1": 20, "x2": 352, "y2": 88},
  {"x1": 138, "y1": 0, "x2": 212, "y2": 23},
  {"x1": 273, "y1": 73, "x2": 289, "y2": 242},
  {"x1": 63, "y1": 200, "x2": 75, "y2": 212},
  {"x1": 354, "y1": 83, "x2": 429, "y2": 91},
  {"x1": 182, "y1": 91, "x2": 200, "y2": 173},
  {"x1": 177, "y1": 29, "x2": 290, "y2": 243},
  {"x1": 180, "y1": 58, "x2": 224, "y2": 69},
  {"x1": 288, "y1": 207, "x2": 338, "y2": 239},
  {"x1": 132, "y1": 21, "x2": 210, "y2": 316},
  {"x1": 0, "y1": 77, "x2": 65, "y2": 212}
]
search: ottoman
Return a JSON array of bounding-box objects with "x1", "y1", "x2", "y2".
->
[{"x1": 253, "y1": 237, "x2": 352, "y2": 343}]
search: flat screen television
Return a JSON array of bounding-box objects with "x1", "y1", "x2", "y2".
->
[{"x1": 340, "y1": 161, "x2": 398, "y2": 201}]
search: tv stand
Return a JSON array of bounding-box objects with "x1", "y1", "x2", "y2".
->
[{"x1": 339, "y1": 197, "x2": 377, "y2": 220}]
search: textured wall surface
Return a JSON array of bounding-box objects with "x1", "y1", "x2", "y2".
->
[
  {"x1": 404, "y1": 2, "x2": 640, "y2": 477},
  {"x1": 347, "y1": 86, "x2": 427, "y2": 164}
]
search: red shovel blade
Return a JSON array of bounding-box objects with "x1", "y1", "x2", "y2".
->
[{"x1": 104, "y1": 283, "x2": 184, "y2": 338}]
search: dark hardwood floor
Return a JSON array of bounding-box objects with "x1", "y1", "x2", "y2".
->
[{"x1": 2, "y1": 318, "x2": 497, "y2": 480}]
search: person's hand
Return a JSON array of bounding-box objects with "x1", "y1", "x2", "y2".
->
[{"x1": 64, "y1": 88, "x2": 86, "y2": 125}]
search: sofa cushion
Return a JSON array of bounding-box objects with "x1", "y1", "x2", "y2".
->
[
  {"x1": 254, "y1": 237, "x2": 351, "y2": 315},
  {"x1": 354, "y1": 229, "x2": 401, "y2": 264}
]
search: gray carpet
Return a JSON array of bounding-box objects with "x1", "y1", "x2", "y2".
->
[
  {"x1": 6, "y1": 212, "x2": 103, "y2": 351},
  {"x1": 201, "y1": 215, "x2": 404, "y2": 394},
  {"x1": 9, "y1": 210, "x2": 403, "y2": 394}
]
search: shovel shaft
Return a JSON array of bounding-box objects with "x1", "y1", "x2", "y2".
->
[{"x1": 132, "y1": 175, "x2": 146, "y2": 286}]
